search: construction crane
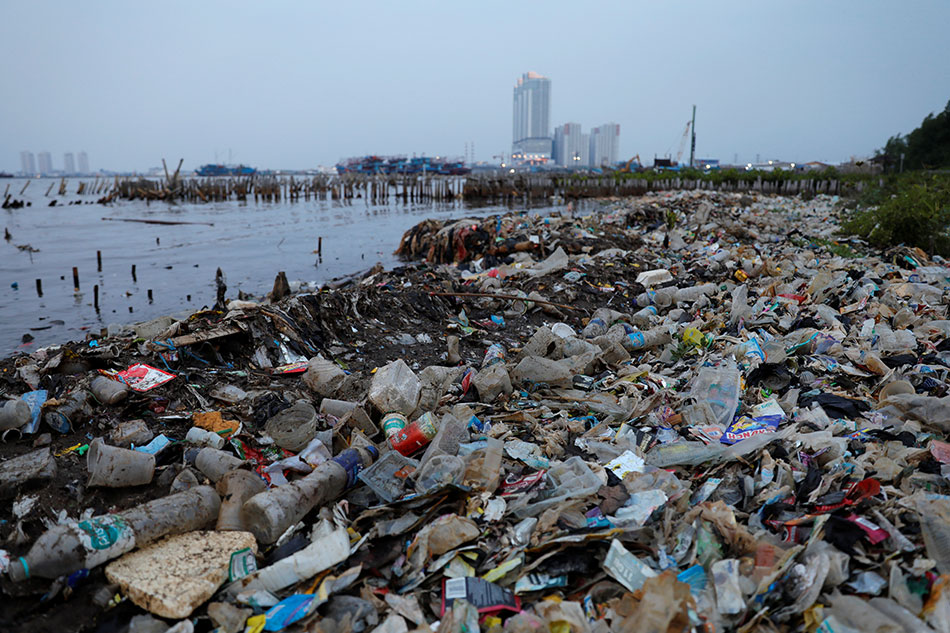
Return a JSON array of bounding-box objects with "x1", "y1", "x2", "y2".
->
[
  {"x1": 670, "y1": 105, "x2": 697, "y2": 167},
  {"x1": 674, "y1": 121, "x2": 692, "y2": 166}
]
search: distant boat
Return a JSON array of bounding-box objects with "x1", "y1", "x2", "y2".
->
[
  {"x1": 195, "y1": 164, "x2": 257, "y2": 177},
  {"x1": 0, "y1": 172, "x2": 13, "y2": 178},
  {"x1": 336, "y1": 155, "x2": 470, "y2": 176}
]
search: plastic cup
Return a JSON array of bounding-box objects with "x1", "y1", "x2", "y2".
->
[
  {"x1": 320, "y1": 399, "x2": 358, "y2": 418},
  {"x1": 265, "y1": 401, "x2": 318, "y2": 452},
  {"x1": 216, "y1": 469, "x2": 266, "y2": 531},
  {"x1": 878, "y1": 380, "x2": 915, "y2": 402},
  {"x1": 87, "y1": 437, "x2": 156, "y2": 487},
  {"x1": 195, "y1": 447, "x2": 245, "y2": 482}
]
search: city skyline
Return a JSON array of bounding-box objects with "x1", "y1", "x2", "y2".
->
[
  {"x1": 18, "y1": 148, "x2": 91, "y2": 175},
  {"x1": 516, "y1": 71, "x2": 622, "y2": 168},
  {"x1": 2, "y1": 2, "x2": 949, "y2": 172}
]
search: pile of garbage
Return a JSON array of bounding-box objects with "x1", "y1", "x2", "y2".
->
[{"x1": 4, "y1": 189, "x2": 950, "y2": 632}]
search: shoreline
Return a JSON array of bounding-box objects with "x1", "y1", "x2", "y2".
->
[{"x1": 6, "y1": 188, "x2": 940, "y2": 633}]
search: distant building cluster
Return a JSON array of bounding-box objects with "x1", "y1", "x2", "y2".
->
[
  {"x1": 511, "y1": 72, "x2": 620, "y2": 168},
  {"x1": 19, "y1": 150, "x2": 90, "y2": 176}
]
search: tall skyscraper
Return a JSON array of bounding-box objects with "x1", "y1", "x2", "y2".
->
[
  {"x1": 20, "y1": 151, "x2": 36, "y2": 175},
  {"x1": 64, "y1": 152, "x2": 76, "y2": 174},
  {"x1": 37, "y1": 151, "x2": 53, "y2": 175},
  {"x1": 553, "y1": 123, "x2": 589, "y2": 167},
  {"x1": 589, "y1": 123, "x2": 620, "y2": 167},
  {"x1": 512, "y1": 71, "x2": 552, "y2": 161},
  {"x1": 78, "y1": 151, "x2": 90, "y2": 174}
]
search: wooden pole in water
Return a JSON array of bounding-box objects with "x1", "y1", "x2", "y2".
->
[
  {"x1": 35, "y1": 279, "x2": 42, "y2": 297},
  {"x1": 72, "y1": 267, "x2": 80, "y2": 291},
  {"x1": 131, "y1": 264, "x2": 137, "y2": 282},
  {"x1": 97, "y1": 250, "x2": 102, "y2": 271},
  {"x1": 94, "y1": 285, "x2": 99, "y2": 310},
  {"x1": 147, "y1": 289, "x2": 153, "y2": 302},
  {"x1": 318, "y1": 237, "x2": 322, "y2": 256}
]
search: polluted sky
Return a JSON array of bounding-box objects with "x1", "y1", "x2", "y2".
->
[{"x1": 2, "y1": 1, "x2": 949, "y2": 172}]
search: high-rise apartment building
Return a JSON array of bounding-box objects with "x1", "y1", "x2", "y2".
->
[
  {"x1": 63, "y1": 152, "x2": 75, "y2": 174},
  {"x1": 553, "y1": 123, "x2": 589, "y2": 167},
  {"x1": 20, "y1": 151, "x2": 36, "y2": 175},
  {"x1": 78, "y1": 151, "x2": 90, "y2": 174},
  {"x1": 37, "y1": 152, "x2": 53, "y2": 175},
  {"x1": 512, "y1": 72, "x2": 552, "y2": 160},
  {"x1": 589, "y1": 123, "x2": 620, "y2": 167}
]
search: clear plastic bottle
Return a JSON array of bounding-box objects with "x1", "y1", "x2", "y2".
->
[
  {"x1": 7, "y1": 485, "x2": 220, "y2": 581},
  {"x1": 241, "y1": 446, "x2": 378, "y2": 544},
  {"x1": 623, "y1": 326, "x2": 672, "y2": 351},
  {"x1": 631, "y1": 306, "x2": 658, "y2": 328},
  {"x1": 673, "y1": 283, "x2": 717, "y2": 304},
  {"x1": 582, "y1": 317, "x2": 609, "y2": 338},
  {"x1": 419, "y1": 413, "x2": 469, "y2": 469},
  {"x1": 690, "y1": 361, "x2": 742, "y2": 427}
]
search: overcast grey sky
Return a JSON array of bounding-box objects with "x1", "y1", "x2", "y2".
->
[{"x1": 3, "y1": 1, "x2": 949, "y2": 172}]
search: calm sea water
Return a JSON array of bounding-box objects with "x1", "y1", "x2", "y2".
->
[{"x1": 0, "y1": 177, "x2": 561, "y2": 354}]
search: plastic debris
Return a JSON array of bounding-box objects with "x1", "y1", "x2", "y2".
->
[{"x1": 4, "y1": 189, "x2": 950, "y2": 633}]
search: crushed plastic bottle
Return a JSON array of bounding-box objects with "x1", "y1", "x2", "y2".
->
[
  {"x1": 241, "y1": 446, "x2": 378, "y2": 544},
  {"x1": 7, "y1": 486, "x2": 220, "y2": 581}
]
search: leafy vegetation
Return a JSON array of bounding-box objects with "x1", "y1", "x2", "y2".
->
[
  {"x1": 607, "y1": 166, "x2": 855, "y2": 185},
  {"x1": 875, "y1": 100, "x2": 950, "y2": 172},
  {"x1": 836, "y1": 99, "x2": 950, "y2": 254},
  {"x1": 841, "y1": 172, "x2": 950, "y2": 255}
]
